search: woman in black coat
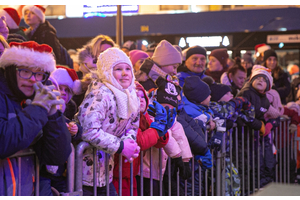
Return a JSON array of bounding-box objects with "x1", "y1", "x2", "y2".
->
[{"x1": 263, "y1": 49, "x2": 291, "y2": 104}]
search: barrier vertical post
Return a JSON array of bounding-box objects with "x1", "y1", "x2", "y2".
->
[
  {"x1": 93, "y1": 148, "x2": 97, "y2": 196},
  {"x1": 119, "y1": 155, "x2": 122, "y2": 196},
  {"x1": 66, "y1": 144, "x2": 75, "y2": 193}
]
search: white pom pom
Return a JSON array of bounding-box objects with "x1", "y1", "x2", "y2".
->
[{"x1": 72, "y1": 80, "x2": 83, "y2": 95}]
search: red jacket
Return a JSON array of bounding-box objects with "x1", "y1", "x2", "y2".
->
[
  {"x1": 275, "y1": 107, "x2": 300, "y2": 149},
  {"x1": 113, "y1": 112, "x2": 169, "y2": 196}
]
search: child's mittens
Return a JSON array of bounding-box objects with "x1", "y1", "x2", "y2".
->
[
  {"x1": 149, "y1": 101, "x2": 168, "y2": 135},
  {"x1": 289, "y1": 124, "x2": 297, "y2": 134},
  {"x1": 263, "y1": 123, "x2": 273, "y2": 137},
  {"x1": 171, "y1": 157, "x2": 191, "y2": 180},
  {"x1": 259, "y1": 121, "x2": 266, "y2": 136},
  {"x1": 195, "y1": 149, "x2": 212, "y2": 170}
]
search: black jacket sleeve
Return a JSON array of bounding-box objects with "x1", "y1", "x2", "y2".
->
[
  {"x1": 177, "y1": 109, "x2": 208, "y2": 156},
  {"x1": 34, "y1": 110, "x2": 71, "y2": 165},
  {"x1": 273, "y1": 72, "x2": 291, "y2": 104}
]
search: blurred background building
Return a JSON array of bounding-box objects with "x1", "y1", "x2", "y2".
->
[{"x1": 1, "y1": 5, "x2": 300, "y2": 68}]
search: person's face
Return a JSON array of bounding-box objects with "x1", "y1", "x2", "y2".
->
[
  {"x1": 113, "y1": 63, "x2": 133, "y2": 89},
  {"x1": 252, "y1": 76, "x2": 267, "y2": 93},
  {"x1": 58, "y1": 85, "x2": 71, "y2": 103},
  {"x1": 136, "y1": 90, "x2": 147, "y2": 113},
  {"x1": 208, "y1": 56, "x2": 223, "y2": 72},
  {"x1": 185, "y1": 54, "x2": 206, "y2": 73},
  {"x1": 229, "y1": 70, "x2": 247, "y2": 89},
  {"x1": 241, "y1": 60, "x2": 253, "y2": 69},
  {"x1": 24, "y1": 10, "x2": 41, "y2": 27},
  {"x1": 16, "y1": 66, "x2": 45, "y2": 97},
  {"x1": 219, "y1": 91, "x2": 233, "y2": 102},
  {"x1": 266, "y1": 56, "x2": 277, "y2": 70},
  {"x1": 0, "y1": 42, "x2": 5, "y2": 59},
  {"x1": 201, "y1": 95, "x2": 211, "y2": 106},
  {"x1": 161, "y1": 64, "x2": 179, "y2": 76},
  {"x1": 133, "y1": 58, "x2": 146, "y2": 72}
]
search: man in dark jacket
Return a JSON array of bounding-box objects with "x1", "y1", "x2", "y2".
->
[
  {"x1": 22, "y1": 5, "x2": 62, "y2": 65},
  {"x1": 0, "y1": 41, "x2": 71, "y2": 195},
  {"x1": 177, "y1": 45, "x2": 208, "y2": 87}
]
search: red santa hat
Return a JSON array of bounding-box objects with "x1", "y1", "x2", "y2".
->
[
  {"x1": 254, "y1": 43, "x2": 271, "y2": 57},
  {"x1": 0, "y1": 7, "x2": 20, "y2": 29},
  {"x1": 49, "y1": 66, "x2": 82, "y2": 101},
  {"x1": 22, "y1": 5, "x2": 46, "y2": 23},
  {"x1": 0, "y1": 41, "x2": 56, "y2": 73}
]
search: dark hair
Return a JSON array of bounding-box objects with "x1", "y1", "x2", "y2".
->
[
  {"x1": 234, "y1": 56, "x2": 241, "y2": 65},
  {"x1": 262, "y1": 61, "x2": 283, "y2": 80},
  {"x1": 227, "y1": 62, "x2": 246, "y2": 76}
]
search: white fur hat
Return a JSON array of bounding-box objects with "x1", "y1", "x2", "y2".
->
[
  {"x1": 96, "y1": 47, "x2": 135, "y2": 90},
  {"x1": 0, "y1": 41, "x2": 56, "y2": 73},
  {"x1": 250, "y1": 65, "x2": 273, "y2": 92},
  {"x1": 22, "y1": 5, "x2": 46, "y2": 23}
]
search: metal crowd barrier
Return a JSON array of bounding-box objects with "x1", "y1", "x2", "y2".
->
[
  {"x1": 7, "y1": 117, "x2": 298, "y2": 196},
  {"x1": 69, "y1": 117, "x2": 298, "y2": 196},
  {"x1": 8, "y1": 148, "x2": 40, "y2": 196}
]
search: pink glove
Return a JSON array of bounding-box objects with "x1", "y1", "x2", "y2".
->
[
  {"x1": 263, "y1": 123, "x2": 273, "y2": 137},
  {"x1": 121, "y1": 139, "x2": 140, "y2": 163}
]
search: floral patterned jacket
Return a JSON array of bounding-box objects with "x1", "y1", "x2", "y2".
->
[{"x1": 75, "y1": 80, "x2": 140, "y2": 187}]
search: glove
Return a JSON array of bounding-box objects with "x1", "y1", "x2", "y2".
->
[
  {"x1": 263, "y1": 122, "x2": 273, "y2": 137},
  {"x1": 259, "y1": 121, "x2": 266, "y2": 136},
  {"x1": 121, "y1": 139, "x2": 140, "y2": 163},
  {"x1": 195, "y1": 149, "x2": 213, "y2": 170},
  {"x1": 289, "y1": 124, "x2": 297, "y2": 134},
  {"x1": 182, "y1": 162, "x2": 192, "y2": 180},
  {"x1": 171, "y1": 157, "x2": 191, "y2": 180},
  {"x1": 165, "y1": 106, "x2": 177, "y2": 129},
  {"x1": 208, "y1": 131, "x2": 223, "y2": 151},
  {"x1": 149, "y1": 101, "x2": 168, "y2": 137},
  {"x1": 31, "y1": 82, "x2": 64, "y2": 113},
  {"x1": 267, "y1": 118, "x2": 280, "y2": 129}
]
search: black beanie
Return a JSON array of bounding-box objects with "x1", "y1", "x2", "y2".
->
[
  {"x1": 209, "y1": 83, "x2": 232, "y2": 102},
  {"x1": 186, "y1": 46, "x2": 207, "y2": 61},
  {"x1": 155, "y1": 76, "x2": 181, "y2": 109},
  {"x1": 183, "y1": 76, "x2": 211, "y2": 104},
  {"x1": 263, "y1": 49, "x2": 277, "y2": 62}
]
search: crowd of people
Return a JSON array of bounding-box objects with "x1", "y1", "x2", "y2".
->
[{"x1": 0, "y1": 5, "x2": 300, "y2": 196}]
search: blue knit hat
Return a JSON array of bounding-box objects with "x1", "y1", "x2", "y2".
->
[{"x1": 183, "y1": 76, "x2": 211, "y2": 104}]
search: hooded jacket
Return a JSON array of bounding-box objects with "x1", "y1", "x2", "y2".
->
[
  {"x1": 0, "y1": 69, "x2": 71, "y2": 195},
  {"x1": 236, "y1": 82, "x2": 270, "y2": 130}
]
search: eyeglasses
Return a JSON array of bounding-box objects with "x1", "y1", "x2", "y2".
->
[
  {"x1": 166, "y1": 74, "x2": 179, "y2": 86},
  {"x1": 16, "y1": 68, "x2": 49, "y2": 82}
]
